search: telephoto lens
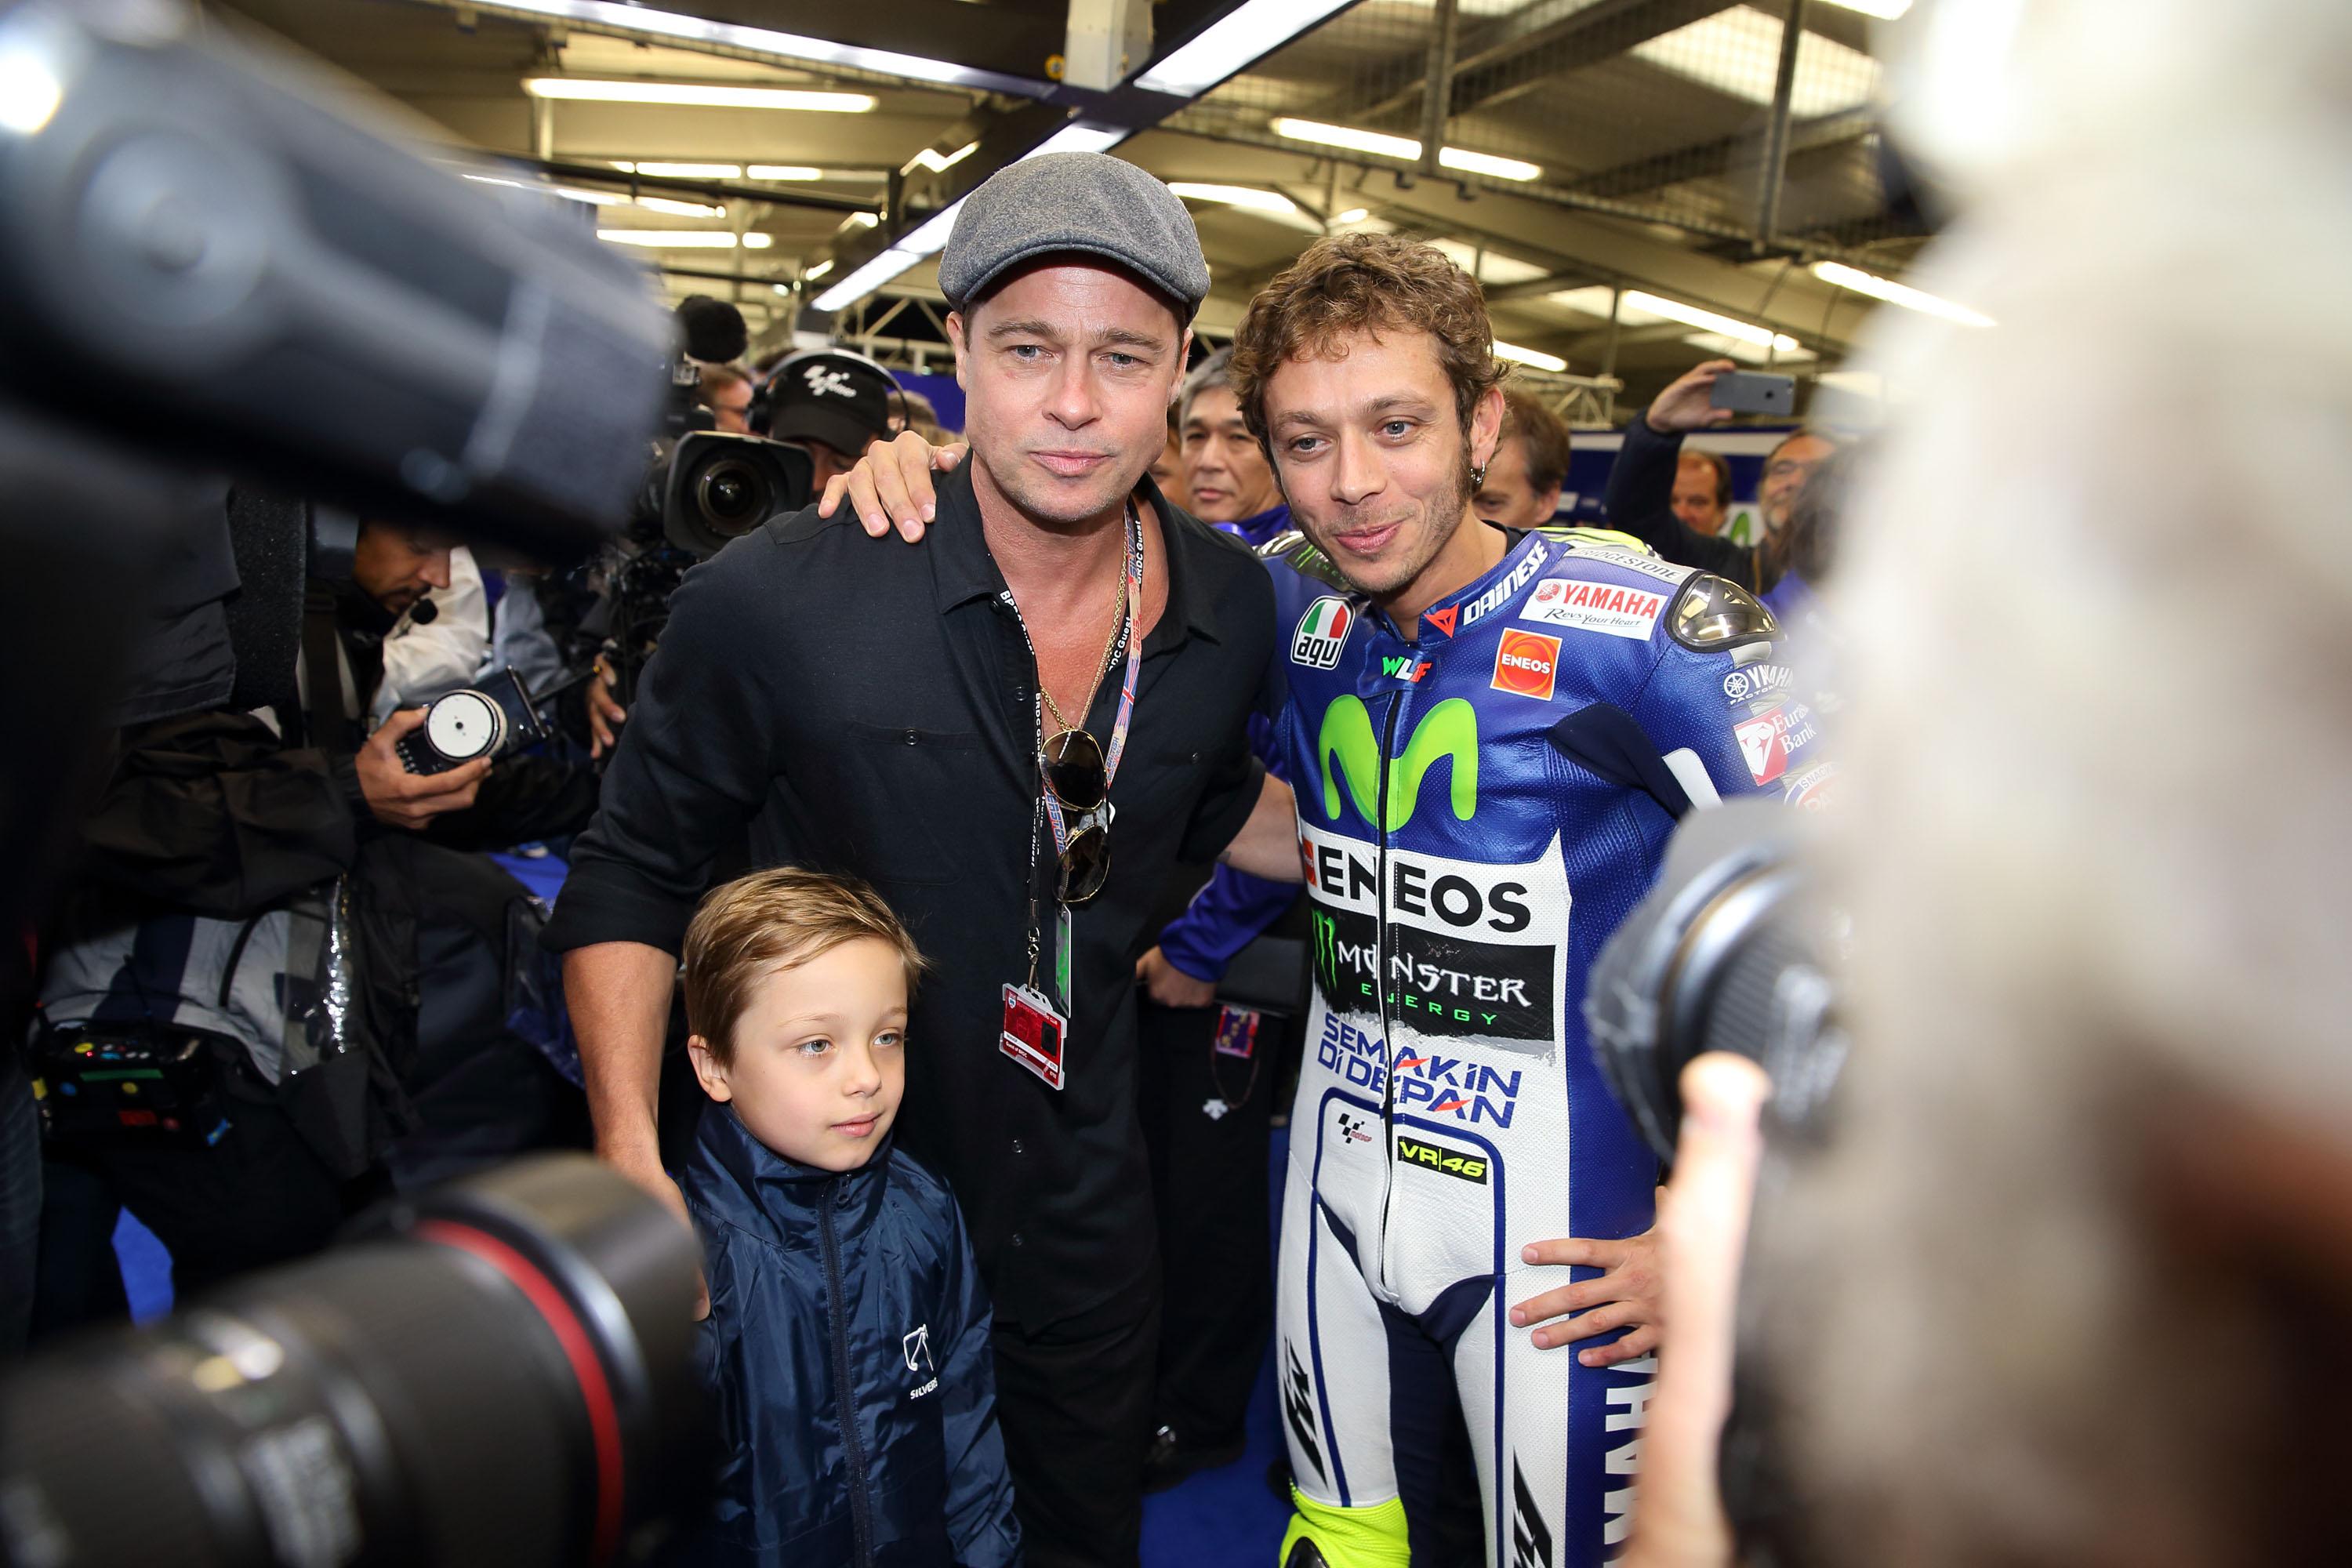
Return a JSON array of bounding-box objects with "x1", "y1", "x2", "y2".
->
[
  {"x1": 1583, "y1": 796, "x2": 1848, "y2": 1164},
  {"x1": 0, "y1": 1156, "x2": 713, "y2": 1568}
]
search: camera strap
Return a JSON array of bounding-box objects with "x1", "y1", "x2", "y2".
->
[{"x1": 299, "y1": 581, "x2": 354, "y2": 753}]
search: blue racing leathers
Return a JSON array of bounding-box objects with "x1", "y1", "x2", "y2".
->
[{"x1": 1265, "y1": 524, "x2": 1795, "y2": 1568}]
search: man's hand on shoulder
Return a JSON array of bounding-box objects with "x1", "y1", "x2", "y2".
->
[
  {"x1": 356, "y1": 708, "x2": 492, "y2": 830},
  {"x1": 818, "y1": 430, "x2": 966, "y2": 543},
  {"x1": 1644, "y1": 360, "x2": 1740, "y2": 437}
]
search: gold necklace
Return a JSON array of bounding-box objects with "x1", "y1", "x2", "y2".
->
[{"x1": 1040, "y1": 565, "x2": 1129, "y2": 736}]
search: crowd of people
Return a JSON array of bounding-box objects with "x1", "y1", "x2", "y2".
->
[{"x1": 13, "y1": 2, "x2": 2350, "y2": 1554}]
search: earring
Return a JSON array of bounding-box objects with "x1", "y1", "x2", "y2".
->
[{"x1": 1469, "y1": 461, "x2": 1488, "y2": 488}]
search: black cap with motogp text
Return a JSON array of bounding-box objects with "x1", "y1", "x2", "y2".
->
[{"x1": 763, "y1": 350, "x2": 898, "y2": 462}]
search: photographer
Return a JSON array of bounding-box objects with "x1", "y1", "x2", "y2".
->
[{"x1": 1602, "y1": 360, "x2": 1835, "y2": 593}]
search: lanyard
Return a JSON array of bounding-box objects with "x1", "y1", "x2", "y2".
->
[{"x1": 1004, "y1": 501, "x2": 1146, "y2": 988}]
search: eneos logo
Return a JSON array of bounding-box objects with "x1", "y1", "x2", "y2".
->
[
  {"x1": 1291, "y1": 597, "x2": 1352, "y2": 670},
  {"x1": 1490, "y1": 629, "x2": 1560, "y2": 700}
]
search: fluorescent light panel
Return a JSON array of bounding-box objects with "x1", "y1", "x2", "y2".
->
[
  {"x1": 907, "y1": 141, "x2": 978, "y2": 174},
  {"x1": 746, "y1": 165, "x2": 825, "y2": 181},
  {"x1": 597, "y1": 229, "x2": 746, "y2": 248},
  {"x1": 897, "y1": 199, "x2": 964, "y2": 257},
  {"x1": 1494, "y1": 341, "x2": 1566, "y2": 372},
  {"x1": 611, "y1": 160, "x2": 740, "y2": 177},
  {"x1": 634, "y1": 194, "x2": 727, "y2": 217},
  {"x1": 1682, "y1": 331, "x2": 1815, "y2": 365},
  {"x1": 1623, "y1": 290, "x2": 1799, "y2": 350},
  {"x1": 473, "y1": 1, "x2": 1030, "y2": 93},
  {"x1": 1138, "y1": 0, "x2": 1356, "y2": 96},
  {"x1": 1271, "y1": 118, "x2": 1540, "y2": 181},
  {"x1": 1817, "y1": 0, "x2": 1911, "y2": 17},
  {"x1": 1428, "y1": 238, "x2": 1549, "y2": 287},
  {"x1": 812, "y1": 249, "x2": 921, "y2": 311},
  {"x1": 1169, "y1": 182, "x2": 1298, "y2": 215},
  {"x1": 1023, "y1": 122, "x2": 1132, "y2": 158},
  {"x1": 1812, "y1": 260, "x2": 1994, "y2": 328},
  {"x1": 1331, "y1": 206, "x2": 1369, "y2": 225},
  {"x1": 803, "y1": 259, "x2": 835, "y2": 281},
  {"x1": 522, "y1": 77, "x2": 874, "y2": 111}
]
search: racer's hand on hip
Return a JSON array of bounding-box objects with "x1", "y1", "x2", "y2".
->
[
  {"x1": 1643, "y1": 359, "x2": 1740, "y2": 437},
  {"x1": 1512, "y1": 1218, "x2": 1664, "y2": 1367},
  {"x1": 1136, "y1": 946, "x2": 1217, "y2": 1009},
  {"x1": 818, "y1": 431, "x2": 966, "y2": 542},
  {"x1": 1618, "y1": 1053, "x2": 1770, "y2": 1568}
]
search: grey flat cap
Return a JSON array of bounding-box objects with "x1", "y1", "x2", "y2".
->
[{"x1": 938, "y1": 152, "x2": 1210, "y2": 320}]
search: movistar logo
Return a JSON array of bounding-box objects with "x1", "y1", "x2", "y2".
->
[{"x1": 1317, "y1": 696, "x2": 1478, "y2": 831}]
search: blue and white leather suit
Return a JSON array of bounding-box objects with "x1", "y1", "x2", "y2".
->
[{"x1": 1261, "y1": 525, "x2": 1802, "y2": 1568}]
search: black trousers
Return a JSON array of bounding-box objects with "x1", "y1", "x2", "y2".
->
[
  {"x1": 1137, "y1": 996, "x2": 1283, "y2": 1454},
  {"x1": 992, "y1": 1267, "x2": 1162, "y2": 1568}
]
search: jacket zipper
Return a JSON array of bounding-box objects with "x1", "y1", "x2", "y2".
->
[
  {"x1": 817, "y1": 1180, "x2": 876, "y2": 1567},
  {"x1": 1371, "y1": 684, "x2": 1407, "y2": 1298}
]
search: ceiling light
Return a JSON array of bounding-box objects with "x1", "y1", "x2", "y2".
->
[
  {"x1": 1817, "y1": 0, "x2": 1911, "y2": 16},
  {"x1": 597, "y1": 229, "x2": 748, "y2": 248},
  {"x1": 804, "y1": 259, "x2": 835, "y2": 281},
  {"x1": 1682, "y1": 331, "x2": 1816, "y2": 365},
  {"x1": 0, "y1": 45, "x2": 65, "y2": 136},
  {"x1": 1437, "y1": 147, "x2": 1540, "y2": 182},
  {"x1": 1137, "y1": 0, "x2": 1356, "y2": 96},
  {"x1": 467, "y1": 172, "x2": 630, "y2": 207},
  {"x1": 1023, "y1": 122, "x2": 1131, "y2": 158},
  {"x1": 842, "y1": 212, "x2": 880, "y2": 229},
  {"x1": 741, "y1": 233, "x2": 773, "y2": 249},
  {"x1": 746, "y1": 165, "x2": 825, "y2": 181},
  {"x1": 1169, "y1": 182, "x2": 1298, "y2": 216},
  {"x1": 1811, "y1": 260, "x2": 1994, "y2": 328},
  {"x1": 1272, "y1": 118, "x2": 1541, "y2": 180},
  {"x1": 522, "y1": 78, "x2": 875, "y2": 112},
  {"x1": 634, "y1": 195, "x2": 726, "y2": 217},
  {"x1": 907, "y1": 141, "x2": 978, "y2": 175},
  {"x1": 1428, "y1": 238, "x2": 1548, "y2": 287},
  {"x1": 1494, "y1": 342, "x2": 1567, "y2": 372},
  {"x1": 1331, "y1": 207, "x2": 1369, "y2": 225},
  {"x1": 1623, "y1": 290, "x2": 1799, "y2": 351},
  {"x1": 473, "y1": 1, "x2": 1040, "y2": 95},
  {"x1": 812, "y1": 249, "x2": 921, "y2": 312},
  {"x1": 611, "y1": 160, "x2": 741, "y2": 178},
  {"x1": 897, "y1": 199, "x2": 965, "y2": 257},
  {"x1": 1274, "y1": 117, "x2": 1417, "y2": 160}
]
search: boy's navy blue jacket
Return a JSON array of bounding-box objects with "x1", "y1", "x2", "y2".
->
[{"x1": 681, "y1": 1104, "x2": 1021, "y2": 1567}]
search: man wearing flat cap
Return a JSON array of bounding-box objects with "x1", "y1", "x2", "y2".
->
[{"x1": 550, "y1": 153, "x2": 1298, "y2": 1565}]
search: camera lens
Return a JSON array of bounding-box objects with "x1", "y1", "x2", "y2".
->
[{"x1": 695, "y1": 456, "x2": 768, "y2": 536}]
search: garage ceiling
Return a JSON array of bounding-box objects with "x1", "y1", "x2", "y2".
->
[{"x1": 206, "y1": 0, "x2": 1954, "y2": 416}]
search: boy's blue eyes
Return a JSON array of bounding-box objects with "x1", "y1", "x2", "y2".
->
[{"x1": 792, "y1": 1033, "x2": 904, "y2": 1057}]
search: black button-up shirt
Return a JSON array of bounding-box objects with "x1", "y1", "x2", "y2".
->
[{"x1": 545, "y1": 463, "x2": 1274, "y2": 1325}]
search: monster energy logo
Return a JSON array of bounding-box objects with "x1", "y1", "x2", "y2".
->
[{"x1": 1316, "y1": 696, "x2": 1478, "y2": 831}]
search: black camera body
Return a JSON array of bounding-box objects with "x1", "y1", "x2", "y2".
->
[
  {"x1": 659, "y1": 430, "x2": 814, "y2": 557},
  {"x1": 396, "y1": 666, "x2": 554, "y2": 775}
]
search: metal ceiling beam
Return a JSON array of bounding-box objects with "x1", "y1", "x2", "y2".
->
[
  {"x1": 1565, "y1": 108, "x2": 1875, "y2": 201},
  {"x1": 517, "y1": 157, "x2": 878, "y2": 213},
  {"x1": 1355, "y1": 0, "x2": 1737, "y2": 128}
]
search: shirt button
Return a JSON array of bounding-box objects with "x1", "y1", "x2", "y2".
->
[
  {"x1": 1011, "y1": 1138, "x2": 1025, "y2": 1155},
  {"x1": 903, "y1": 728, "x2": 920, "y2": 746},
  {"x1": 1009, "y1": 1232, "x2": 1025, "y2": 1248}
]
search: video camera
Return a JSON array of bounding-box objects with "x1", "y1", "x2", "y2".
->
[{"x1": 0, "y1": 3, "x2": 711, "y2": 1556}]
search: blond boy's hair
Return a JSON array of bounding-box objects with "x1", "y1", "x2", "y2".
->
[{"x1": 681, "y1": 869, "x2": 927, "y2": 1065}]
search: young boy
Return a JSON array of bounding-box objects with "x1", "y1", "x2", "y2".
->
[{"x1": 677, "y1": 868, "x2": 1020, "y2": 1566}]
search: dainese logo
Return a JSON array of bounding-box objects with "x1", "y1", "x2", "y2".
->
[{"x1": 1490, "y1": 629, "x2": 1560, "y2": 700}]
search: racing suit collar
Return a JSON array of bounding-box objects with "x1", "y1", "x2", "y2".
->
[{"x1": 1388, "y1": 521, "x2": 1536, "y2": 644}]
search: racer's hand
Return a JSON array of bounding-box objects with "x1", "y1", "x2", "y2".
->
[
  {"x1": 817, "y1": 432, "x2": 967, "y2": 542},
  {"x1": 357, "y1": 709, "x2": 492, "y2": 831},
  {"x1": 587, "y1": 659, "x2": 626, "y2": 760},
  {"x1": 604, "y1": 1145, "x2": 710, "y2": 1321},
  {"x1": 1643, "y1": 359, "x2": 1740, "y2": 436},
  {"x1": 1618, "y1": 1054, "x2": 1770, "y2": 1568},
  {"x1": 1513, "y1": 1219, "x2": 1664, "y2": 1366},
  {"x1": 1136, "y1": 946, "x2": 1217, "y2": 1009}
]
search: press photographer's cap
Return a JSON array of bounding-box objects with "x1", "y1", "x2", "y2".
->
[
  {"x1": 937, "y1": 153, "x2": 1210, "y2": 322},
  {"x1": 764, "y1": 350, "x2": 897, "y2": 459}
]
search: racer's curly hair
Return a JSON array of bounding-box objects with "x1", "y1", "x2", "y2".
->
[{"x1": 1229, "y1": 232, "x2": 1506, "y2": 451}]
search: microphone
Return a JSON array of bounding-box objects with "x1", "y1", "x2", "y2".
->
[{"x1": 674, "y1": 296, "x2": 748, "y2": 365}]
